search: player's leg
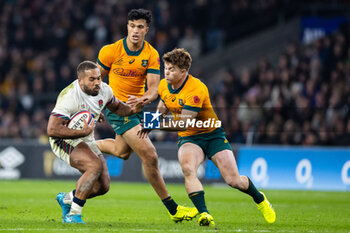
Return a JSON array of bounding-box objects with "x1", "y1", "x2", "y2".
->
[
  {"x1": 211, "y1": 149, "x2": 276, "y2": 223},
  {"x1": 178, "y1": 142, "x2": 214, "y2": 227},
  {"x1": 123, "y1": 125, "x2": 169, "y2": 198},
  {"x1": 87, "y1": 154, "x2": 110, "y2": 198},
  {"x1": 58, "y1": 155, "x2": 110, "y2": 211},
  {"x1": 96, "y1": 135, "x2": 133, "y2": 160},
  {"x1": 122, "y1": 125, "x2": 197, "y2": 221},
  {"x1": 211, "y1": 150, "x2": 249, "y2": 190},
  {"x1": 96, "y1": 109, "x2": 134, "y2": 160},
  {"x1": 63, "y1": 142, "x2": 103, "y2": 223}
]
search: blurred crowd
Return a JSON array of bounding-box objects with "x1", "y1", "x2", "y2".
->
[
  {"x1": 209, "y1": 24, "x2": 350, "y2": 146},
  {"x1": 1, "y1": 0, "x2": 349, "y2": 146},
  {"x1": 0, "y1": 0, "x2": 281, "y2": 141}
]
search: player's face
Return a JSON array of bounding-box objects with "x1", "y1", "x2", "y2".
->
[
  {"x1": 127, "y1": 19, "x2": 149, "y2": 45},
  {"x1": 164, "y1": 63, "x2": 186, "y2": 84},
  {"x1": 80, "y1": 68, "x2": 102, "y2": 96}
]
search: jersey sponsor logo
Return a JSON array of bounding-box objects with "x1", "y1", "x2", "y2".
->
[
  {"x1": 129, "y1": 59, "x2": 135, "y2": 64},
  {"x1": 193, "y1": 96, "x2": 200, "y2": 103},
  {"x1": 179, "y1": 98, "x2": 184, "y2": 106},
  {"x1": 112, "y1": 68, "x2": 144, "y2": 77},
  {"x1": 141, "y1": 59, "x2": 148, "y2": 67},
  {"x1": 172, "y1": 97, "x2": 176, "y2": 102}
]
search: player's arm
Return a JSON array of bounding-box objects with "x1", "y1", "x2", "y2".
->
[
  {"x1": 158, "y1": 99, "x2": 169, "y2": 116},
  {"x1": 106, "y1": 97, "x2": 143, "y2": 117},
  {"x1": 142, "y1": 73, "x2": 160, "y2": 104},
  {"x1": 47, "y1": 115, "x2": 94, "y2": 139},
  {"x1": 97, "y1": 44, "x2": 115, "y2": 80},
  {"x1": 127, "y1": 73, "x2": 160, "y2": 106},
  {"x1": 96, "y1": 63, "x2": 109, "y2": 80}
]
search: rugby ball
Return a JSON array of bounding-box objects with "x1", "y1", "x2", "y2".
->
[{"x1": 67, "y1": 110, "x2": 94, "y2": 130}]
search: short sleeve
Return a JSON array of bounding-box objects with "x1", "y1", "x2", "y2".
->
[
  {"x1": 146, "y1": 48, "x2": 160, "y2": 75},
  {"x1": 97, "y1": 44, "x2": 115, "y2": 71},
  {"x1": 105, "y1": 84, "x2": 116, "y2": 105},
  {"x1": 51, "y1": 94, "x2": 77, "y2": 120}
]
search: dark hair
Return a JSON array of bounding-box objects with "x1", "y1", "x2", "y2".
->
[
  {"x1": 77, "y1": 61, "x2": 98, "y2": 77},
  {"x1": 162, "y1": 48, "x2": 192, "y2": 71},
  {"x1": 127, "y1": 9, "x2": 152, "y2": 25}
]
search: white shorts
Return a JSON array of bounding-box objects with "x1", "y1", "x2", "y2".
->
[{"x1": 49, "y1": 137, "x2": 101, "y2": 165}]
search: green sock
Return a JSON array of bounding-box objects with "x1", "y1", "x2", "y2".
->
[
  {"x1": 162, "y1": 196, "x2": 178, "y2": 215},
  {"x1": 241, "y1": 177, "x2": 264, "y2": 204},
  {"x1": 189, "y1": 191, "x2": 208, "y2": 214}
]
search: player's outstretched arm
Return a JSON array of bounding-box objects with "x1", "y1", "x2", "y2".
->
[
  {"x1": 96, "y1": 63, "x2": 109, "y2": 80},
  {"x1": 107, "y1": 98, "x2": 143, "y2": 117},
  {"x1": 127, "y1": 73, "x2": 160, "y2": 106},
  {"x1": 47, "y1": 115, "x2": 94, "y2": 139}
]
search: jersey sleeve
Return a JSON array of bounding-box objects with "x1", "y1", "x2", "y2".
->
[
  {"x1": 183, "y1": 84, "x2": 206, "y2": 113},
  {"x1": 146, "y1": 48, "x2": 160, "y2": 75},
  {"x1": 97, "y1": 44, "x2": 115, "y2": 71},
  {"x1": 51, "y1": 94, "x2": 77, "y2": 120},
  {"x1": 105, "y1": 84, "x2": 116, "y2": 106},
  {"x1": 158, "y1": 80, "x2": 166, "y2": 101}
]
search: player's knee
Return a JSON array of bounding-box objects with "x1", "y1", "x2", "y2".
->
[
  {"x1": 119, "y1": 151, "x2": 132, "y2": 160},
  {"x1": 87, "y1": 158, "x2": 103, "y2": 176},
  {"x1": 181, "y1": 164, "x2": 196, "y2": 178},
  {"x1": 139, "y1": 145, "x2": 157, "y2": 157},
  {"x1": 140, "y1": 147, "x2": 158, "y2": 167},
  {"x1": 99, "y1": 181, "x2": 110, "y2": 195},
  {"x1": 143, "y1": 156, "x2": 158, "y2": 170},
  {"x1": 108, "y1": 144, "x2": 132, "y2": 160}
]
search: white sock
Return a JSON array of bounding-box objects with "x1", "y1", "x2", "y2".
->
[
  {"x1": 63, "y1": 192, "x2": 73, "y2": 205},
  {"x1": 69, "y1": 202, "x2": 83, "y2": 215}
]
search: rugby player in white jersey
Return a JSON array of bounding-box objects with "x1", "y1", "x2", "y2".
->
[{"x1": 47, "y1": 61, "x2": 142, "y2": 224}]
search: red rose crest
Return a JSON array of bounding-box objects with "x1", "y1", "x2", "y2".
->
[
  {"x1": 98, "y1": 99, "x2": 103, "y2": 108},
  {"x1": 193, "y1": 96, "x2": 200, "y2": 104}
]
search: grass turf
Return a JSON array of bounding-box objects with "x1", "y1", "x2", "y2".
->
[{"x1": 0, "y1": 180, "x2": 349, "y2": 232}]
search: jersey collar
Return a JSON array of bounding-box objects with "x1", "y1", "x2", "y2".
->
[
  {"x1": 168, "y1": 75, "x2": 189, "y2": 94},
  {"x1": 123, "y1": 37, "x2": 145, "y2": 56}
]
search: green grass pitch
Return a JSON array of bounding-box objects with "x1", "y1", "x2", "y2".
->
[{"x1": 0, "y1": 180, "x2": 349, "y2": 233}]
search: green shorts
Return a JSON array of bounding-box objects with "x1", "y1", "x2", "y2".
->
[
  {"x1": 106, "y1": 108, "x2": 143, "y2": 135},
  {"x1": 177, "y1": 127, "x2": 232, "y2": 159}
]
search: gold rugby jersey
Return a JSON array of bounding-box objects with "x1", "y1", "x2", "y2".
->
[
  {"x1": 98, "y1": 37, "x2": 160, "y2": 102},
  {"x1": 158, "y1": 75, "x2": 220, "y2": 137}
]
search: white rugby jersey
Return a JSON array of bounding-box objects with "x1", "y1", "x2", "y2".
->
[{"x1": 51, "y1": 80, "x2": 115, "y2": 139}]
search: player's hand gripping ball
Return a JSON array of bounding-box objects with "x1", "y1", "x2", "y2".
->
[{"x1": 66, "y1": 110, "x2": 94, "y2": 130}]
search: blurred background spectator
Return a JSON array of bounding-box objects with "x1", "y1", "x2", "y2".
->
[{"x1": 0, "y1": 0, "x2": 350, "y2": 146}]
